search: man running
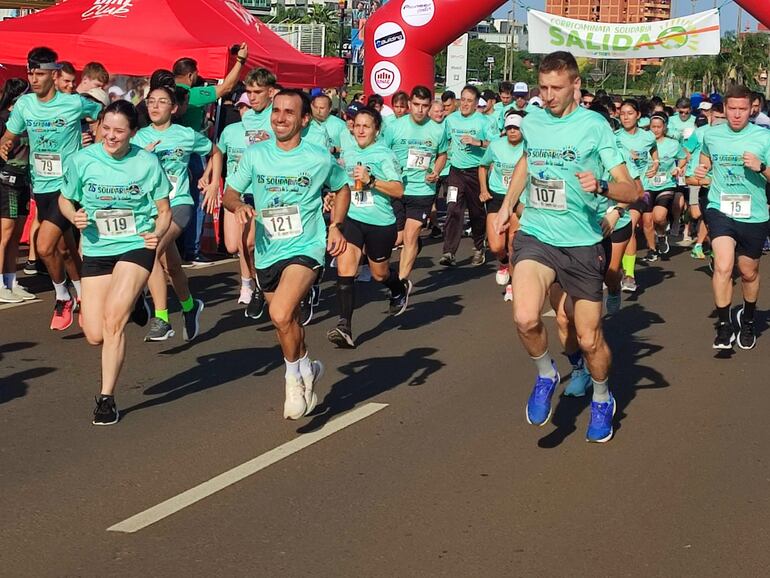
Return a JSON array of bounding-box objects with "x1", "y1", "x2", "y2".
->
[
  {"x1": 494, "y1": 51, "x2": 639, "y2": 443},
  {"x1": 0, "y1": 47, "x2": 102, "y2": 330},
  {"x1": 223, "y1": 89, "x2": 350, "y2": 420},
  {"x1": 384, "y1": 86, "x2": 447, "y2": 285},
  {"x1": 696, "y1": 85, "x2": 770, "y2": 350}
]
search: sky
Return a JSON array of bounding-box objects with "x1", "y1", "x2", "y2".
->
[{"x1": 492, "y1": 0, "x2": 759, "y2": 34}]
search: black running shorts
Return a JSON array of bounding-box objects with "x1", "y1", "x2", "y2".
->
[
  {"x1": 255, "y1": 255, "x2": 322, "y2": 294},
  {"x1": 343, "y1": 217, "x2": 397, "y2": 263},
  {"x1": 704, "y1": 208, "x2": 768, "y2": 260},
  {"x1": 81, "y1": 248, "x2": 156, "y2": 277}
]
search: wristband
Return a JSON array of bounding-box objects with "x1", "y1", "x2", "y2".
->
[
  {"x1": 759, "y1": 162, "x2": 767, "y2": 174},
  {"x1": 236, "y1": 56, "x2": 247, "y2": 64},
  {"x1": 368, "y1": 174, "x2": 376, "y2": 188}
]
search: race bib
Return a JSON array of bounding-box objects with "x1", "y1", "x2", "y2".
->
[
  {"x1": 529, "y1": 177, "x2": 567, "y2": 211},
  {"x1": 502, "y1": 172, "x2": 513, "y2": 189},
  {"x1": 246, "y1": 130, "x2": 270, "y2": 145},
  {"x1": 261, "y1": 205, "x2": 302, "y2": 239},
  {"x1": 406, "y1": 148, "x2": 432, "y2": 171},
  {"x1": 447, "y1": 186, "x2": 458, "y2": 204},
  {"x1": 720, "y1": 193, "x2": 751, "y2": 219},
  {"x1": 167, "y1": 174, "x2": 179, "y2": 200},
  {"x1": 94, "y1": 209, "x2": 137, "y2": 238},
  {"x1": 352, "y1": 190, "x2": 374, "y2": 207},
  {"x1": 33, "y1": 153, "x2": 63, "y2": 177},
  {"x1": 651, "y1": 173, "x2": 667, "y2": 187}
]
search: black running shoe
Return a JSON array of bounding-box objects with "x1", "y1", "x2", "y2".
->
[
  {"x1": 299, "y1": 293, "x2": 313, "y2": 327},
  {"x1": 23, "y1": 260, "x2": 38, "y2": 276},
  {"x1": 713, "y1": 322, "x2": 735, "y2": 350},
  {"x1": 93, "y1": 395, "x2": 119, "y2": 426},
  {"x1": 182, "y1": 299, "x2": 204, "y2": 342},
  {"x1": 642, "y1": 250, "x2": 659, "y2": 263},
  {"x1": 439, "y1": 252, "x2": 456, "y2": 267},
  {"x1": 145, "y1": 317, "x2": 175, "y2": 342},
  {"x1": 389, "y1": 279, "x2": 412, "y2": 316},
  {"x1": 245, "y1": 288, "x2": 265, "y2": 319},
  {"x1": 656, "y1": 234, "x2": 670, "y2": 255},
  {"x1": 327, "y1": 324, "x2": 355, "y2": 348},
  {"x1": 130, "y1": 292, "x2": 151, "y2": 327},
  {"x1": 429, "y1": 226, "x2": 443, "y2": 239},
  {"x1": 736, "y1": 308, "x2": 757, "y2": 350}
]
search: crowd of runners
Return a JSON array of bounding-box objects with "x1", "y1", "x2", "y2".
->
[{"x1": 2, "y1": 44, "x2": 770, "y2": 443}]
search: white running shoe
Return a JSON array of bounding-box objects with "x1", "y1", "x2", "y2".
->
[
  {"x1": 504, "y1": 284, "x2": 513, "y2": 302},
  {"x1": 12, "y1": 283, "x2": 35, "y2": 301},
  {"x1": 238, "y1": 286, "x2": 253, "y2": 304},
  {"x1": 283, "y1": 375, "x2": 307, "y2": 420},
  {"x1": 302, "y1": 360, "x2": 324, "y2": 416},
  {"x1": 495, "y1": 264, "x2": 510, "y2": 286}
]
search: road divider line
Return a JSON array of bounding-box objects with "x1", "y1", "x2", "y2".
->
[
  {"x1": 0, "y1": 299, "x2": 42, "y2": 312},
  {"x1": 107, "y1": 402, "x2": 389, "y2": 533}
]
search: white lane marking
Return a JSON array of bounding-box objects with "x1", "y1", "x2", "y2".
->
[
  {"x1": 107, "y1": 402, "x2": 389, "y2": 533},
  {"x1": 0, "y1": 299, "x2": 42, "y2": 311},
  {"x1": 184, "y1": 258, "x2": 235, "y2": 270}
]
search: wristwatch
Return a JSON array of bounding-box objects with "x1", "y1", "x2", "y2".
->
[
  {"x1": 598, "y1": 180, "x2": 610, "y2": 196},
  {"x1": 758, "y1": 162, "x2": 767, "y2": 174},
  {"x1": 368, "y1": 173, "x2": 377, "y2": 188}
]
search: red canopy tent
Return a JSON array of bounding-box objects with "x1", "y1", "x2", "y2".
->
[{"x1": 0, "y1": 0, "x2": 344, "y2": 87}]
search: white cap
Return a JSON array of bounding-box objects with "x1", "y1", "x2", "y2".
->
[
  {"x1": 380, "y1": 103, "x2": 394, "y2": 117},
  {"x1": 681, "y1": 127, "x2": 695, "y2": 140},
  {"x1": 84, "y1": 87, "x2": 109, "y2": 108},
  {"x1": 504, "y1": 114, "x2": 523, "y2": 130},
  {"x1": 528, "y1": 96, "x2": 543, "y2": 107},
  {"x1": 697, "y1": 101, "x2": 712, "y2": 111},
  {"x1": 107, "y1": 85, "x2": 126, "y2": 97},
  {"x1": 477, "y1": 98, "x2": 487, "y2": 108},
  {"x1": 513, "y1": 82, "x2": 528, "y2": 96}
]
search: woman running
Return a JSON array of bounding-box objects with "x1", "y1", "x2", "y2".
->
[
  {"x1": 615, "y1": 99, "x2": 659, "y2": 292},
  {"x1": 327, "y1": 107, "x2": 408, "y2": 348},
  {"x1": 132, "y1": 84, "x2": 222, "y2": 342},
  {"x1": 479, "y1": 110, "x2": 526, "y2": 301},
  {"x1": 58, "y1": 100, "x2": 171, "y2": 425}
]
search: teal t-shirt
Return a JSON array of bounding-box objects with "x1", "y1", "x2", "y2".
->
[
  {"x1": 615, "y1": 127, "x2": 657, "y2": 184},
  {"x1": 644, "y1": 137, "x2": 685, "y2": 191},
  {"x1": 226, "y1": 139, "x2": 348, "y2": 268},
  {"x1": 241, "y1": 105, "x2": 274, "y2": 143},
  {"x1": 444, "y1": 111, "x2": 493, "y2": 169},
  {"x1": 6, "y1": 92, "x2": 102, "y2": 194},
  {"x1": 320, "y1": 115, "x2": 347, "y2": 150},
  {"x1": 339, "y1": 129, "x2": 357, "y2": 155},
  {"x1": 302, "y1": 120, "x2": 331, "y2": 150},
  {"x1": 384, "y1": 115, "x2": 448, "y2": 197},
  {"x1": 701, "y1": 122, "x2": 770, "y2": 223},
  {"x1": 668, "y1": 114, "x2": 696, "y2": 142},
  {"x1": 519, "y1": 106, "x2": 624, "y2": 247},
  {"x1": 217, "y1": 121, "x2": 248, "y2": 177},
  {"x1": 598, "y1": 147, "x2": 639, "y2": 231},
  {"x1": 341, "y1": 141, "x2": 402, "y2": 226},
  {"x1": 480, "y1": 138, "x2": 524, "y2": 196},
  {"x1": 132, "y1": 124, "x2": 212, "y2": 207},
  {"x1": 684, "y1": 124, "x2": 709, "y2": 177},
  {"x1": 61, "y1": 144, "x2": 170, "y2": 257}
]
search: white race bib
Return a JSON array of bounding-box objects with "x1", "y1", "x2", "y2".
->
[
  {"x1": 245, "y1": 130, "x2": 270, "y2": 145},
  {"x1": 261, "y1": 205, "x2": 303, "y2": 239},
  {"x1": 352, "y1": 189, "x2": 374, "y2": 207},
  {"x1": 502, "y1": 172, "x2": 513, "y2": 189},
  {"x1": 406, "y1": 148, "x2": 432, "y2": 171},
  {"x1": 167, "y1": 174, "x2": 179, "y2": 200},
  {"x1": 33, "y1": 153, "x2": 63, "y2": 177},
  {"x1": 95, "y1": 209, "x2": 137, "y2": 238},
  {"x1": 529, "y1": 177, "x2": 567, "y2": 211},
  {"x1": 651, "y1": 174, "x2": 667, "y2": 187},
  {"x1": 447, "y1": 186, "x2": 458, "y2": 204},
  {"x1": 720, "y1": 193, "x2": 751, "y2": 219}
]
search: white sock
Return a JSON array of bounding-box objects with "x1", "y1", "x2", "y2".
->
[
  {"x1": 298, "y1": 351, "x2": 313, "y2": 384},
  {"x1": 2, "y1": 273, "x2": 15, "y2": 289},
  {"x1": 284, "y1": 358, "x2": 301, "y2": 380},
  {"x1": 72, "y1": 279, "x2": 82, "y2": 298},
  {"x1": 592, "y1": 378, "x2": 610, "y2": 403},
  {"x1": 531, "y1": 351, "x2": 557, "y2": 379},
  {"x1": 241, "y1": 277, "x2": 254, "y2": 290},
  {"x1": 53, "y1": 281, "x2": 70, "y2": 301}
]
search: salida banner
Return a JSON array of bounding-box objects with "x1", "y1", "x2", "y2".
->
[{"x1": 527, "y1": 8, "x2": 720, "y2": 59}]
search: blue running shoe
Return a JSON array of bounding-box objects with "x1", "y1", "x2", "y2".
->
[
  {"x1": 586, "y1": 394, "x2": 616, "y2": 443},
  {"x1": 563, "y1": 365, "x2": 592, "y2": 397},
  {"x1": 525, "y1": 363, "x2": 561, "y2": 426}
]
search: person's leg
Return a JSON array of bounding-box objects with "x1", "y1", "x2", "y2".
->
[
  {"x1": 671, "y1": 192, "x2": 684, "y2": 236},
  {"x1": 553, "y1": 287, "x2": 592, "y2": 397},
  {"x1": 399, "y1": 217, "x2": 423, "y2": 280},
  {"x1": 486, "y1": 212, "x2": 506, "y2": 262},
  {"x1": 61, "y1": 228, "x2": 82, "y2": 285},
  {"x1": 183, "y1": 155, "x2": 205, "y2": 260},
  {"x1": 464, "y1": 175, "x2": 486, "y2": 253},
  {"x1": 607, "y1": 240, "x2": 628, "y2": 294},
  {"x1": 334, "y1": 243, "x2": 361, "y2": 331},
  {"x1": 641, "y1": 210, "x2": 656, "y2": 254},
  {"x1": 36, "y1": 219, "x2": 67, "y2": 288},
  {"x1": 736, "y1": 254, "x2": 760, "y2": 310},
  {"x1": 1, "y1": 218, "x2": 27, "y2": 297},
  {"x1": 441, "y1": 171, "x2": 463, "y2": 258},
  {"x1": 266, "y1": 264, "x2": 318, "y2": 363},
  {"x1": 223, "y1": 209, "x2": 240, "y2": 255},
  {"x1": 652, "y1": 205, "x2": 669, "y2": 237},
  {"x1": 28, "y1": 214, "x2": 40, "y2": 263},
  {"x1": 512, "y1": 259, "x2": 555, "y2": 360},
  {"x1": 711, "y1": 234, "x2": 737, "y2": 348},
  {"x1": 622, "y1": 210, "x2": 640, "y2": 284},
  {"x1": 0, "y1": 218, "x2": 12, "y2": 280},
  {"x1": 81, "y1": 273, "x2": 111, "y2": 347}
]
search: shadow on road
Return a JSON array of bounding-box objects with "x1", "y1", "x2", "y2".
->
[
  {"x1": 297, "y1": 347, "x2": 445, "y2": 434},
  {"x1": 538, "y1": 303, "x2": 670, "y2": 448},
  {"x1": 0, "y1": 342, "x2": 54, "y2": 405}
]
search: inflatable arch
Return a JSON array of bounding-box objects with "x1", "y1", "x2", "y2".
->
[{"x1": 364, "y1": 0, "x2": 770, "y2": 103}]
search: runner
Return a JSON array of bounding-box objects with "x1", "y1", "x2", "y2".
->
[
  {"x1": 494, "y1": 51, "x2": 639, "y2": 442},
  {"x1": 428, "y1": 99, "x2": 448, "y2": 238},
  {"x1": 384, "y1": 86, "x2": 448, "y2": 284},
  {"x1": 58, "y1": 100, "x2": 172, "y2": 424},
  {"x1": 0, "y1": 79, "x2": 34, "y2": 303},
  {"x1": 667, "y1": 97, "x2": 696, "y2": 142},
  {"x1": 615, "y1": 98, "x2": 659, "y2": 292},
  {"x1": 54, "y1": 62, "x2": 76, "y2": 95},
  {"x1": 132, "y1": 84, "x2": 220, "y2": 342},
  {"x1": 327, "y1": 107, "x2": 409, "y2": 348},
  {"x1": 440, "y1": 84, "x2": 492, "y2": 267},
  {"x1": 75, "y1": 62, "x2": 109, "y2": 94},
  {"x1": 640, "y1": 112, "x2": 687, "y2": 262},
  {"x1": 311, "y1": 93, "x2": 347, "y2": 154},
  {"x1": 0, "y1": 47, "x2": 102, "y2": 330},
  {"x1": 222, "y1": 89, "x2": 350, "y2": 420},
  {"x1": 695, "y1": 85, "x2": 770, "y2": 350},
  {"x1": 479, "y1": 110, "x2": 525, "y2": 300}
]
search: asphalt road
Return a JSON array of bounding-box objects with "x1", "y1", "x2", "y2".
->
[{"x1": 2, "y1": 236, "x2": 769, "y2": 577}]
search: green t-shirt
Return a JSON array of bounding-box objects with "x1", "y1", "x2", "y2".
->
[
  {"x1": 598, "y1": 147, "x2": 638, "y2": 231},
  {"x1": 383, "y1": 115, "x2": 448, "y2": 197},
  {"x1": 668, "y1": 114, "x2": 696, "y2": 143},
  {"x1": 644, "y1": 137, "x2": 685, "y2": 191},
  {"x1": 132, "y1": 124, "x2": 212, "y2": 207},
  {"x1": 615, "y1": 127, "x2": 657, "y2": 185},
  {"x1": 497, "y1": 103, "x2": 517, "y2": 132},
  {"x1": 6, "y1": 92, "x2": 102, "y2": 194},
  {"x1": 444, "y1": 111, "x2": 493, "y2": 169},
  {"x1": 341, "y1": 141, "x2": 402, "y2": 226},
  {"x1": 226, "y1": 139, "x2": 348, "y2": 268},
  {"x1": 241, "y1": 105, "x2": 274, "y2": 143},
  {"x1": 701, "y1": 122, "x2": 770, "y2": 223},
  {"x1": 684, "y1": 124, "x2": 710, "y2": 178},
  {"x1": 61, "y1": 144, "x2": 170, "y2": 257},
  {"x1": 301, "y1": 120, "x2": 332, "y2": 150},
  {"x1": 177, "y1": 83, "x2": 217, "y2": 132},
  {"x1": 320, "y1": 115, "x2": 347, "y2": 150},
  {"x1": 519, "y1": 106, "x2": 624, "y2": 247},
  {"x1": 480, "y1": 138, "x2": 524, "y2": 196},
  {"x1": 339, "y1": 129, "x2": 357, "y2": 155},
  {"x1": 217, "y1": 121, "x2": 248, "y2": 177}
]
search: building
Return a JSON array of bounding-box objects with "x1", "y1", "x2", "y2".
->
[
  {"x1": 545, "y1": 0, "x2": 672, "y2": 75},
  {"x1": 471, "y1": 19, "x2": 529, "y2": 52}
]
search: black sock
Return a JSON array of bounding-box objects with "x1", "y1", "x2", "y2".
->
[
  {"x1": 336, "y1": 276, "x2": 355, "y2": 328},
  {"x1": 743, "y1": 301, "x2": 756, "y2": 323},
  {"x1": 717, "y1": 305, "x2": 730, "y2": 325},
  {"x1": 382, "y1": 269, "x2": 405, "y2": 297}
]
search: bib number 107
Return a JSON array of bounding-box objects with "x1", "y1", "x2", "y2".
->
[{"x1": 533, "y1": 187, "x2": 558, "y2": 204}]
